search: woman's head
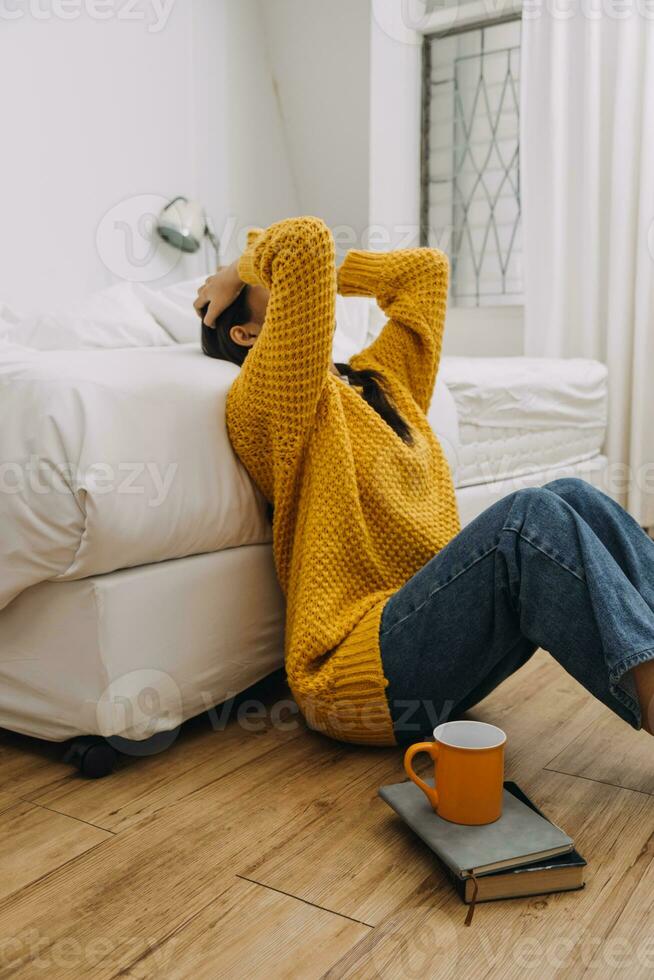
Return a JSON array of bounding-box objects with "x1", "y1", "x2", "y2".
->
[{"x1": 201, "y1": 284, "x2": 269, "y2": 365}]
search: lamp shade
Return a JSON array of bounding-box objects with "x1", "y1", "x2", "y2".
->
[{"x1": 156, "y1": 197, "x2": 208, "y2": 254}]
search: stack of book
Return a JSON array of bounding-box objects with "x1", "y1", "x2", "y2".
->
[{"x1": 379, "y1": 780, "x2": 585, "y2": 911}]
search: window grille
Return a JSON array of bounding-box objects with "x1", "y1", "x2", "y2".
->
[{"x1": 421, "y1": 18, "x2": 522, "y2": 307}]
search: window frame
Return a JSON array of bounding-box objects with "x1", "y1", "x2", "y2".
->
[{"x1": 419, "y1": 5, "x2": 524, "y2": 322}]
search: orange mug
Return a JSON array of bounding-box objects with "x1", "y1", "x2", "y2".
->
[{"x1": 404, "y1": 720, "x2": 506, "y2": 825}]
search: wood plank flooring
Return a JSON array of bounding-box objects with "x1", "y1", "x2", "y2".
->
[{"x1": 1, "y1": 653, "x2": 653, "y2": 979}]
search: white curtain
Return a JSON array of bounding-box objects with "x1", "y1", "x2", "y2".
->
[{"x1": 521, "y1": 12, "x2": 654, "y2": 526}]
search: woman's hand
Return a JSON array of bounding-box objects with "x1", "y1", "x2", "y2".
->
[{"x1": 194, "y1": 260, "x2": 243, "y2": 327}]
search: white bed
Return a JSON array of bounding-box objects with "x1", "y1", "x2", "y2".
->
[
  {"x1": 0, "y1": 545, "x2": 284, "y2": 742},
  {"x1": 441, "y1": 356, "x2": 608, "y2": 489},
  {"x1": 440, "y1": 356, "x2": 609, "y2": 526},
  {"x1": 0, "y1": 285, "x2": 610, "y2": 767}
]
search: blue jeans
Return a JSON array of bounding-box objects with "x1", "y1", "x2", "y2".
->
[{"x1": 380, "y1": 479, "x2": 654, "y2": 744}]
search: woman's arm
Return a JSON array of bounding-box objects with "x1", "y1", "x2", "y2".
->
[
  {"x1": 227, "y1": 217, "x2": 336, "y2": 494},
  {"x1": 337, "y1": 248, "x2": 449, "y2": 413}
]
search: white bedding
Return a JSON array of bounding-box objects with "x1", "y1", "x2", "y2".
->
[
  {"x1": 441, "y1": 357, "x2": 608, "y2": 487},
  {"x1": 0, "y1": 283, "x2": 175, "y2": 350},
  {"x1": 0, "y1": 344, "x2": 271, "y2": 611}
]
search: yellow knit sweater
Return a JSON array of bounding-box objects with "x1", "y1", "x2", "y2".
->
[{"x1": 226, "y1": 217, "x2": 460, "y2": 746}]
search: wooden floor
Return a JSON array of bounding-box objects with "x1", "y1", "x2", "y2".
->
[{"x1": 1, "y1": 651, "x2": 654, "y2": 979}]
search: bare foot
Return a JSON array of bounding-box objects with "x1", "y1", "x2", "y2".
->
[{"x1": 632, "y1": 661, "x2": 654, "y2": 734}]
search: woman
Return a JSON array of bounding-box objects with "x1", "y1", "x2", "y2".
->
[{"x1": 195, "y1": 216, "x2": 654, "y2": 746}]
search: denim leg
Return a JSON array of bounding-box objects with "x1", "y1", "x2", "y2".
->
[
  {"x1": 380, "y1": 486, "x2": 654, "y2": 744},
  {"x1": 544, "y1": 478, "x2": 654, "y2": 615}
]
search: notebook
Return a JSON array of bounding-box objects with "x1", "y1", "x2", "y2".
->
[{"x1": 378, "y1": 778, "x2": 574, "y2": 879}]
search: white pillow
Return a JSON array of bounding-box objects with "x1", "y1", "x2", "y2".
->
[
  {"x1": 428, "y1": 378, "x2": 460, "y2": 482},
  {"x1": 333, "y1": 296, "x2": 373, "y2": 362},
  {"x1": 0, "y1": 283, "x2": 174, "y2": 350},
  {"x1": 137, "y1": 279, "x2": 202, "y2": 344}
]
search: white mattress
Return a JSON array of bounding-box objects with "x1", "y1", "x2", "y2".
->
[
  {"x1": 0, "y1": 544, "x2": 285, "y2": 742},
  {"x1": 440, "y1": 357, "x2": 608, "y2": 488}
]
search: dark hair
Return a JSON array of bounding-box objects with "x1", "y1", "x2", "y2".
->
[
  {"x1": 201, "y1": 286, "x2": 252, "y2": 365},
  {"x1": 334, "y1": 363, "x2": 413, "y2": 444},
  {"x1": 201, "y1": 290, "x2": 413, "y2": 445}
]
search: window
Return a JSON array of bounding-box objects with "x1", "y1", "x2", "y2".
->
[{"x1": 421, "y1": 18, "x2": 522, "y2": 308}]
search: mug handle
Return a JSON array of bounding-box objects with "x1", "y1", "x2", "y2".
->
[{"x1": 404, "y1": 742, "x2": 440, "y2": 811}]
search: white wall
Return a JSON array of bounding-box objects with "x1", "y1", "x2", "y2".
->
[
  {"x1": 368, "y1": 0, "x2": 422, "y2": 249},
  {"x1": 220, "y1": 0, "x2": 301, "y2": 254},
  {"x1": 260, "y1": 0, "x2": 425, "y2": 251},
  {"x1": 0, "y1": 0, "x2": 298, "y2": 310},
  {"x1": 260, "y1": 0, "x2": 371, "y2": 254}
]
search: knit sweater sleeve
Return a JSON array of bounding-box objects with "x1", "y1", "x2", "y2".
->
[
  {"x1": 227, "y1": 217, "x2": 336, "y2": 497},
  {"x1": 338, "y1": 248, "x2": 449, "y2": 413}
]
